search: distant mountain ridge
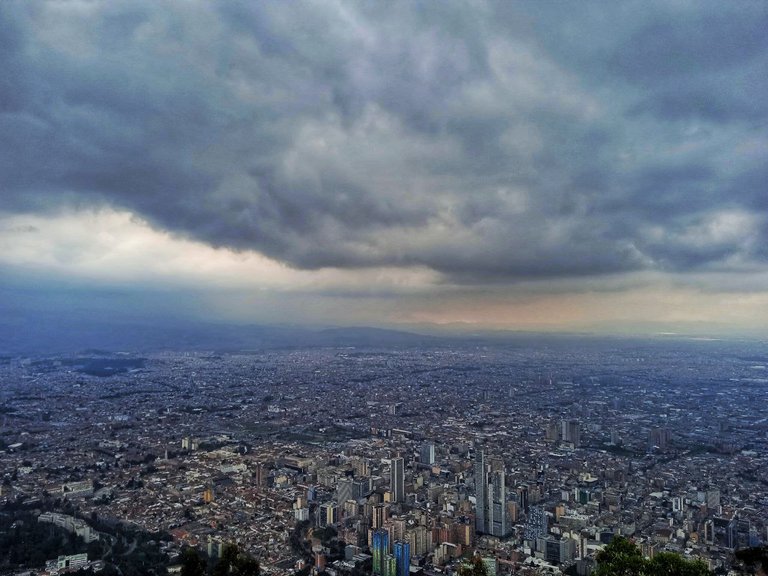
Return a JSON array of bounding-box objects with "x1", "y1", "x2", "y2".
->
[
  {"x1": 0, "y1": 310, "x2": 760, "y2": 356},
  {"x1": 0, "y1": 316, "x2": 442, "y2": 355}
]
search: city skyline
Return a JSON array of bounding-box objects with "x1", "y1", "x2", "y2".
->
[{"x1": 1, "y1": 1, "x2": 767, "y2": 336}]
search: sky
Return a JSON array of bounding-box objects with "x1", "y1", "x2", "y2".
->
[{"x1": 1, "y1": 0, "x2": 767, "y2": 335}]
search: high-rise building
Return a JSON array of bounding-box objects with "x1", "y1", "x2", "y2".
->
[
  {"x1": 474, "y1": 448, "x2": 486, "y2": 533},
  {"x1": 354, "y1": 478, "x2": 372, "y2": 499},
  {"x1": 420, "y1": 443, "x2": 435, "y2": 465},
  {"x1": 706, "y1": 489, "x2": 721, "y2": 510},
  {"x1": 372, "y1": 529, "x2": 389, "y2": 575},
  {"x1": 391, "y1": 457, "x2": 405, "y2": 503},
  {"x1": 475, "y1": 450, "x2": 507, "y2": 536},
  {"x1": 319, "y1": 502, "x2": 338, "y2": 527},
  {"x1": 517, "y1": 485, "x2": 529, "y2": 513},
  {"x1": 544, "y1": 421, "x2": 560, "y2": 443},
  {"x1": 649, "y1": 427, "x2": 671, "y2": 451},
  {"x1": 394, "y1": 540, "x2": 410, "y2": 576},
  {"x1": 537, "y1": 535, "x2": 576, "y2": 565},
  {"x1": 373, "y1": 503, "x2": 389, "y2": 529},
  {"x1": 561, "y1": 419, "x2": 581, "y2": 447},
  {"x1": 488, "y1": 469, "x2": 506, "y2": 537},
  {"x1": 385, "y1": 554, "x2": 397, "y2": 576},
  {"x1": 337, "y1": 477, "x2": 370, "y2": 504},
  {"x1": 406, "y1": 525, "x2": 431, "y2": 557},
  {"x1": 337, "y1": 478, "x2": 354, "y2": 504},
  {"x1": 524, "y1": 505, "x2": 548, "y2": 543}
]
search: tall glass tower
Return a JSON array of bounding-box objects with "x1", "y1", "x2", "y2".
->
[
  {"x1": 394, "y1": 540, "x2": 410, "y2": 576},
  {"x1": 372, "y1": 528, "x2": 389, "y2": 575},
  {"x1": 474, "y1": 448, "x2": 486, "y2": 533},
  {"x1": 391, "y1": 457, "x2": 404, "y2": 503}
]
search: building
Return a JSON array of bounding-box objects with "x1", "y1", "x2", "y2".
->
[
  {"x1": 61, "y1": 480, "x2": 94, "y2": 498},
  {"x1": 649, "y1": 427, "x2": 671, "y2": 451},
  {"x1": 517, "y1": 485, "x2": 529, "y2": 513},
  {"x1": 372, "y1": 528, "x2": 390, "y2": 575},
  {"x1": 390, "y1": 457, "x2": 405, "y2": 503},
  {"x1": 474, "y1": 448, "x2": 486, "y2": 533},
  {"x1": 488, "y1": 469, "x2": 507, "y2": 537},
  {"x1": 525, "y1": 505, "x2": 548, "y2": 543},
  {"x1": 545, "y1": 421, "x2": 560, "y2": 443},
  {"x1": 46, "y1": 553, "x2": 89, "y2": 574},
  {"x1": 394, "y1": 540, "x2": 410, "y2": 576},
  {"x1": 561, "y1": 419, "x2": 581, "y2": 447},
  {"x1": 337, "y1": 477, "x2": 369, "y2": 504},
  {"x1": 319, "y1": 502, "x2": 338, "y2": 527},
  {"x1": 406, "y1": 525, "x2": 431, "y2": 557},
  {"x1": 373, "y1": 503, "x2": 389, "y2": 529},
  {"x1": 38, "y1": 512, "x2": 98, "y2": 543},
  {"x1": 537, "y1": 535, "x2": 576, "y2": 565},
  {"x1": 385, "y1": 554, "x2": 397, "y2": 576},
  {"x1": 207, "y1": 537, "x2": 224, "y2": 559},
  {"x1": 420, "y1": 442, "x2": 435, "y2": 465},
  {"x1": 475, "y1": 450, "x2": 507, "y2": 536}
]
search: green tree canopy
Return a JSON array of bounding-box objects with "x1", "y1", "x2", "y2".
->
[
  {"x1": 180, "y1": 547, "x2": 206, "y2": 576},
  {"x1": 594, "y1": 537, "x2": 646, "y2": 576},
  {"x1": 594, "y1": 537, "x2": 711, "y2": 576},
  {"x1": 647, "y1": 552, "x2": 711, "y2": 576},
  {"x1": 458, "y1": 555, "x2": 489, "y2": 576},
  {"x1": 212, "y1": 544, "x2": 260, "y2": 576},
  {"x1": 734, "y1": 546, "x2": 768, "y2": 575}
]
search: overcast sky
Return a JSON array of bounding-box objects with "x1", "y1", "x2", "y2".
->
[{"x1": 1, "y1": 0, "x2": 767, "y2": 334}]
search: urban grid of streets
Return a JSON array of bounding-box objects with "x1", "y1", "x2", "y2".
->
[{"x1": 1, "y1": 337, "x2": 767, "y2": 574}]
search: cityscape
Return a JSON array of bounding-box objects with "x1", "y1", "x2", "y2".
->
[
  {"x1": 2, "y1": 334, "x2": 767, "y2": 574},
  {"x1": 2, "y1": 1, "x2": 767, "y2": 575}
]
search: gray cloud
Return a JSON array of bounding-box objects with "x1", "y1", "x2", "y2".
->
[{"x1": 1, "y1": 0, "x2": 766, "y2": 282}]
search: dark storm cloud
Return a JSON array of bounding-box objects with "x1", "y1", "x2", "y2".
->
[{"x1": 1, "y1": 0, "x2": 766, "y2": 280}]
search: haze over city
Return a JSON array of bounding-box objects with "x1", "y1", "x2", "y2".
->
[{"x1": 1, "y1": 0, "x2": 767, "y2": 336}]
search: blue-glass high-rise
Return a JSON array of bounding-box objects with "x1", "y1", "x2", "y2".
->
[
  {"x1": 372, "y1": 529, "x2": 389, "y2": 575},
  {"x1": 394, "y1": 540, "x2": 410, "y2": 576}
]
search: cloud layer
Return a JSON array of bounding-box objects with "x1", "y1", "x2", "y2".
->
[{"x1": 1, "y1": 1, "x2": 767, "y2": 331}]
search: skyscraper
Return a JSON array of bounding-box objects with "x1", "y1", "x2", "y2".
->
[
  {"x1": 336, "y1": 477, "x2": 353, "y2": 504},
  {"x1": 391, "y1": 457, "x2": 405, "y2": 503},
  {"x1": 525, "y1": 505, "x2": 548, "y2": 542},
  {"x1": 373, "y1": 503, "x2": 389, "y2": 529},
  {"x1": 394, "y1": 540, "x2": 410, "y2": 576},
  {"x1": 474, "y1": 450, "x2": 508, "y2": 536},
  {"x1": 561, "y1": 419, "x2": 581, "y2": 447},
  {"x1": 488, "y1": 469, "x2": 506, "y2": 537},
  {"x1": 474, "y1": 448, "x2": 486, "y2": 533},
  {"x1": 372, "y1": 528, "x2": 389, "y2": 575},
  {"x1": 420, "y1": 442, "x2": 435, "y2": 465}
]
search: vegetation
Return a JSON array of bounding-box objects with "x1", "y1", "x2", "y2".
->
[
  {"x1": 180, "y1": 544, "x2": 259, "y2": 576},
  {"x1": 734, "y1": 546, "x2": 768, "y2": 575},
  {"x1": 180, "y1": 547, "x2": 207, "y2": 576},
  {"x1": 0, "y1": 504, "x2": 171, "y2": 576},
  {"x1": 0, "y1": 510, "x2": 85, "y2": 570},
  {"x1": 212, "y1": 544, "x2": 260, "y2": 576},
  {"x1": 594, "y1": 537, "x2": 711, "y2": 576},
  {"x1": 458, "y1": 555, "x2": 489, "y2": 576}
]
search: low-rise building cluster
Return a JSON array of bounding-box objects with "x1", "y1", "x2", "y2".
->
[{"x1": 1, "y1": 339, "x2": 766, "y2": 574}]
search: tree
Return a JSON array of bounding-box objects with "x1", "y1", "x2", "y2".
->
[
  {"x1": 734, "y1": 546, "x2": 768, "y2": 575},
  {"x1": 595, "y1": 538, "x2": 647, "y2": 576},
  {"x1": 180, "y1": 547, "x2": 206, "y2": 576},
  {"x1": 213, "y1": 544, "x2": 260, "y2": 576},
  {"x1": 458, "y1": 555, "x2": 489, "y2": 576},
  {"x1": 647, "y1": 552, "x2": 711, "y2": 576},
  {"x1": 594, "y1": 538, "x2": 712, "y2": 576}
]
